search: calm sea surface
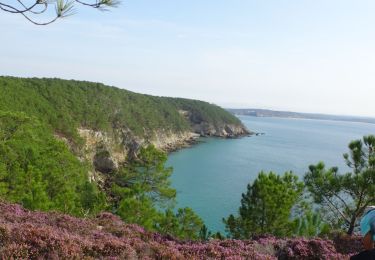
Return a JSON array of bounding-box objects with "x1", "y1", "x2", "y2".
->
[{"x1": 167, "y1": 116, "x2": 375, "y2": 233}]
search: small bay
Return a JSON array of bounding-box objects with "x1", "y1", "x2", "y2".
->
[{"x1": 167, "y1": 116, "x2": 375, "y2": 233}]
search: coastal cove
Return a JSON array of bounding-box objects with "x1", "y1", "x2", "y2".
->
[{"x1": 167, "y1": 115, "x2": 375, "y2": 233}]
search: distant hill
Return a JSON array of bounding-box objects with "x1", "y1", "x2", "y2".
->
[{"x1": 228, "y1": 108, "x2": 375, "y2": 125}]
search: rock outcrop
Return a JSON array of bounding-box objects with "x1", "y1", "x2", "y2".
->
[
  {"x1": 48, "y1": 99, "x2": 251, "y2": 178},
  {"x1": 180, "y1": 108, "x2": 251, "y2": 138},
  {"x1": 76, "y1": 110, "x2": 250, "y2": 175},
  {"x1": 0, "y1": 76, "x2": 252, "y2": 176},
  {"x1": 192, "y1": 122, "x2": 250, "y2": 138}
]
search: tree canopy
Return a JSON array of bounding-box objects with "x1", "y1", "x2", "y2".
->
[
  {"x1": 0, "y1": 111, "x2": 105, "y2": 215},
  {"x1": 224, "y1": 171, "x2": 304, "y2": 238},
  {"x1": 304, "y1": 135, "x2": 375, "y2": 235},
  {"x1": 225, "y1": 136, "x2": 375, "y2": 239},
  {"x1": 111, "y1": 145, "x2": 204, "y2": 240},
  {"x1": 0, "y1": 77, "x2": 242, "y2": 146},
  {"x1": 0, "y1": 112, "x2": 204, "y2": 240},
  {"x1": 0, "y1": 77, "x2": 245, "y2": 240}
]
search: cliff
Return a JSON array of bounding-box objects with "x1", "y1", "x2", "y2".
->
[
  {"x1": 0, "y1": 202, "x2": 362, "y2": 259},
  {"x1": 0, "y1": 76, "x2": 250, "y2": 175}
]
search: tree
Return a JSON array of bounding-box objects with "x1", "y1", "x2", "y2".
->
[
  {"x1": 157, "y1": 208, "x2": 204, "y2": 240},
  {"x1": 111, "y1": 145, "x2": 176, "y2": 209},
  {"x1": 117, "y1": 196, "x2": 160, "y2": 230},
  {"x1": 223, "y1": 171, "x2": 304, "y2": 239},
  {"x1": 304, "y1": 135, "x2": 375, "y2": 235},
  {"x1": 112, "y1": 145, "x2": 204, "y2": 240},
  {"x1": 294, "y1": 211, "x2": 331, "y2": 238},
  {"x1": 199, "y1": 225, "x2": 212, "y2": 241},
  {"x1": 174, "y1": 207, "x2": 204, "y2": 240},
  {"x1": 0, "y1": 0, "x2": 119, "y2": 25},
  {"x1": 0, "y1": 111, "x2": 105, "y2": 215},
  {"x1": 156, "y1": 209, "x2": 181, "y2": 237}
]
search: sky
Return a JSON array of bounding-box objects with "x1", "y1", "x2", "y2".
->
[{"x1": 1, "y1": 0, "x2": 375, "y2": 117}]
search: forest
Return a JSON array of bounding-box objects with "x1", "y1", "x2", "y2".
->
[
  {"x1": 0, "y1": 77, "x2": 374, "y2": 259},
  {"x1": 0, "y1": 76, "x2": 246, "y2": 241},
  {"x1": 0, "y1": 76, "x2": 242, "y2": 143}
]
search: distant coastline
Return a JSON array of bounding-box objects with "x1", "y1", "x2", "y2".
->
[{"x1": 228, "y1": 108, "x2": 375, "y2": 125}]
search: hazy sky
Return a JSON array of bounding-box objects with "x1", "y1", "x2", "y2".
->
[{"x1": 1, "y1": 0, "x2": 375, "y2": 117}]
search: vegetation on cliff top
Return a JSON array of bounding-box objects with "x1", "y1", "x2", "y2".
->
[
  {"x1": 0, "y1": 111, "x2": 105, "y2": 216},
  {"x1": 0, "y1": 75, "x2": 212, "y2": 239},
  {"x1": 0, "y1": 76, "x2": 244, "y2": 144},
  {"x1": 0, "y1": 75, "x2": 372, "y2": 251},
  {"x1": 0, "y1": 111, "x2": 204, "y2": 240},
  {"x1": 0, "y1": 76, "x2": 244, "y2": 241}
]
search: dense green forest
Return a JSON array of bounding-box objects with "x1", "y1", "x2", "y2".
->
[
  {"x1": 0, "y1": 110, "x2": 204, "y2": 239},
  {"x1": 0, "y1": 111, "x2": 105, "y2": 215},
  {"x1": 0, "y1": 76, "x2": 246, "y2": 240},
  {"x1": 0, "y1": 77, "x2": 243, "y2": 145},
  {"x1": 0, "y1": 76, "x2": 374, "y2": 243}
]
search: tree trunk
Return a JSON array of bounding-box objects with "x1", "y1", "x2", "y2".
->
[{"x1": 347, "y1": 214, "x2": 357, "y2": 235}]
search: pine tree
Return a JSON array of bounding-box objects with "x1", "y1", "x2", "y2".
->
[
  {"x1": 304, "y1": 135, "x2": 375, "y2": 235},
  {"x1": 224, "y1": 171, "x2": 304, "y2": 238}
]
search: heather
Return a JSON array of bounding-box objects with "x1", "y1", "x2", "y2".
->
[
  {"x1": 0, "y1": 77, "x2": 374, "y2": 256},
  {"x1": 0, "y1": 202, "x2": 363, "y2": 259}
]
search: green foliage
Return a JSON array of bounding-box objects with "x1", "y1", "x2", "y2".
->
[
  {"x1": 117, "y1": 196, "x2": 160, "y2": 230},
  {"x1": 199, "y1": 225, "x2": 212, "y2": 241},
  {"x1": 0, "y1": 77, "x2": 242, "y2": 145},
  {"x1": 112, "y1": 145, "x2": 203, "y2": 240},
  {"x1": 156, "y1": 209, "x2": 181, "y2": 236},
  {"x1": 0, "y1": 112, "x2": 105, "y2": 216},
  {"x1": 211, "y1": 232, "x2": 225, "y2": 240},
  {"x1": 112, "y1": 146, "x2": 175, "y2": 230},
  {"x1": 0, "y1": 76, "x2": 187, "y2": 142},
  {"x1": 294, "y1": 211, "x2": 331, "y2": 238},
  {"x1": 173, "y1": 207, "x2": 204, "y2": 240},
  {"x1": 224, "y1": 171, "x2": 304, "y2": 239},
  {"x1": 304, "y1": 135, "x2": 375, "y2": 235},
  {"x1": 165, "y1": 97, "x2": 242, "y2": 126},
  {"x1": 0, "y1": 76, "x2": 241, "y2": 240},
  {"x1": 157, "y1": 208, "x2": 204, "y2": 240},
  {"x1": 111, "y1": 145, "x2": 176, "y2": 208}
]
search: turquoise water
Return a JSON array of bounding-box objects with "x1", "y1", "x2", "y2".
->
[{"x1": 167, "y1": 116, "x2": 375, "y2": 233}]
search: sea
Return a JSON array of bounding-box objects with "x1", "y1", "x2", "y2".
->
[{"x1": 167, "y1": 116, "x2": 375, "y2": 233}]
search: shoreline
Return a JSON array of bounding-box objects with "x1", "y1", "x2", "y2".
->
[{"x1": 163, "y1": 130, "x2": 253, "y2": 154}]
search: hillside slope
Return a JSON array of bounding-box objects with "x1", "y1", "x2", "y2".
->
[
  {"x1": 0, "y1": 202, "x2": 362, "y2": 259},
  {"x1": 0, "y1": 76, "x2": 249, "y2": 174},
  {"x1": 229, "y1": 108, "x2": 375, "y2": 124}
]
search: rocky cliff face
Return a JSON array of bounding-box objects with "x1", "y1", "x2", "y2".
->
[
  {"x1": 191, "y1": 122, "x2": 250, "y2": 138},
  {"x1": 58, "y1": 105, "x2": 252, "y2": 177},
  {"x1": 78, "y1": 128, "x2": 201, "y2": 174},
  {"x1": 180, "y1": 109, "x2": 251, "y2": 138},
  {"x1": 77, "y1": 117, "x2": 250, "y2": 175}
]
